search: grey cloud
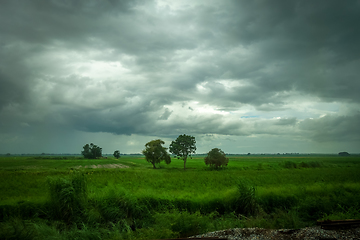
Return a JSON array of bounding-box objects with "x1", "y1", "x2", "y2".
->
[
  {"x1": 299, "y1": 113, "x2": 360, "y2": 142},
  {"x1": 0, "y1": 0, "x2": 359, "y2": 154}
]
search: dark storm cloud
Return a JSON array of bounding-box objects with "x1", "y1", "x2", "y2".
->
[{"x1": 0, "y1": 0, "x2": 359, "y2": 153}]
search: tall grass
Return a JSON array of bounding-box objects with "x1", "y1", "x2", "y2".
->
[{"x1": 47, "y1": 172, "x2": 88, "y2": 225}]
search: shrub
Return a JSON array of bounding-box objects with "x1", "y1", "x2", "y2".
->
[{"x1": 204, "y1": 148, "x2": 229, "y2": 169}]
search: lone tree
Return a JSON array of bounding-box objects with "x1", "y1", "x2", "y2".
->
[
  {"x1": 82, "y1": 143, "x2": 102, "y2": 159},
  {"x1": 204, "y1": 148, "x2": 229, "y2": 169},
  {"x1": 169, "y1": 134, "x2": 196, "y2": 169},
  {"x1": 142, "y1": 139, "x2": 171, "y2": 169},
  {"x1": 113, "y1": 150, "x2": 121, "y2": 159},
  {"x1": 338, "y1": 152, "x2": 350, "y2": 156}
]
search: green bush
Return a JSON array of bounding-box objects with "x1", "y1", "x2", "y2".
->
[{"x1": 204, "y1": 148, "x2": 229, "y2": 169}]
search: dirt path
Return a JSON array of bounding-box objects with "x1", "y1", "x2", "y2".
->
[{"x1": 73, "y1": 164, "x2": 130, "y2": 169}]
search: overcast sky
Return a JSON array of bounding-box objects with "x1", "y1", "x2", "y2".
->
[{"x1": 1, "y1": 0, "x2": 360, "y2": 154}]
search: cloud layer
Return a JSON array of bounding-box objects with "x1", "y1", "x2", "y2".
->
[{"x1": 1, "y1": 0, "x2": 359, "y2": 153}]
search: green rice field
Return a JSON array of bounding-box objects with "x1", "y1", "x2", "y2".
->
[{"x1": 1, "y1": 154, "x2": 360, "y2": 239}]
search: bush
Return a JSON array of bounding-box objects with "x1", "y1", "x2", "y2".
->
[{"x1": 204, "y1": 148, "x2": 229, "y2": 169}]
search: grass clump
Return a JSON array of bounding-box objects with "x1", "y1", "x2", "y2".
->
[
  {"x1": 299, "y1": 161, "x2": 322, "y2": 168},
  {"x1": 283, "y1": 161, "x2": 297, "y2": 169},
  {"x1": 229, "y1": 181, "x2": 258, "y2": 216},
  {"x1": 47, "y1": 172, "x2": 87, "y2": 225}
]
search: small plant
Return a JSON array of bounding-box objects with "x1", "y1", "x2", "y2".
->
[{"x1": 204, "y1": 148, "x2": 229, "y2": 169}]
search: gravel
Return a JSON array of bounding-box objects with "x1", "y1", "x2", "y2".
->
[{"x1": 190, "y1": 226, "x2": 360, "y2": 240}]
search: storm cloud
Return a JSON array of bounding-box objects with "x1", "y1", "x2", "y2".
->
[{"x1": 1, "y1": 0, "x2": 359, "y2": 154}]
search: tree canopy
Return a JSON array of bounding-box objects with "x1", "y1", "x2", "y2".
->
[
  {"x1": 113, "y1": 150, "x2": 121, "y2": 159},
  {"x1": 142, "y1": 139, "x2": 171, "y2": 169},
  {"x1": 204, "y1": 148, "x2": 229, "y2": 169},
  {"x1": 169, "y1": 134, "x2": 196, "y2": 169},
  {"x1": 82, "y1": 143, "x2": 102, "y2": 159}
]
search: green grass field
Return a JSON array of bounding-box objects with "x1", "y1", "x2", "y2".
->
[{"x1": 1, "y1": 155, "x2": 360, "y2": 239}]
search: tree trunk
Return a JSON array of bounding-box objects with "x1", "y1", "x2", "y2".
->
[
  {"x1": 152, "y1": 163, "x2": 156, "y2": 169},
  {"x1": 183, "y1": 157, "x2": 187, "y2": 169}
]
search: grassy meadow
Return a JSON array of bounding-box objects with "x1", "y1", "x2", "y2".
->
[{"x1": 1, "y1": 154, "x2": 360, "y2": 239}]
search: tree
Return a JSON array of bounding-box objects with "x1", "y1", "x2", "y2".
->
[
  {"x1": 113, "y1": 150, "x2": 121, "y2": 159},
  {"x1": 142, "y1": 139, "x2": 171, "y2": 169},
  {"x1": 338, "y1": 152, "x2": 350, "y2": 156},
  {"x1": 169, "y1": 134, "x2": 196, "y2": 169},
  {"x1": 204, "y1": 148, "x2": 229, "y2": 169},
  {"x1": 81, "y1": 143, "x2": 102, "y2": 159}
]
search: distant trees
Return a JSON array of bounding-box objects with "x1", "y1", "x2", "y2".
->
[
  {"x1": 81, "y1": 143, "x2": 102, "y2": 159},
  {"x1": 113, "y1": 150, "x2": 121, "y2": 159},
  {"x1": 204, "y1": 148, "x2": 229, "y2": 169},
  {"x1": 142, "y1": 139, "x2": 171, "y2": 169},
  {"x1": 339, "y1": 152, "x2": 350, "y2": 156},
  {"x1": 169, "y1": 134, "x2": 196, "y2": 169}
]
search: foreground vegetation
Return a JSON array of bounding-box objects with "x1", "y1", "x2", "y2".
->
[{"x1": 1, "y1": 155, "x2": 360, "y2": 239}]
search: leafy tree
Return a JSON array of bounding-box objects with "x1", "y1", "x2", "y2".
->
[
  {"x1": 142, "y1": 139, "x2": 171, "y2": 169},
  {"x1": 113, "y1": 150, "x2": 121, "y2": 159},
  {"x1": 169, "y1": 134, "x2": 196, "y2": 169},
  {"x1": 204, "y1": 148, "x2": 229, "y2": 169},
  {"x1": 81, "y1": 143, "x2": 102, "y2": 159}
]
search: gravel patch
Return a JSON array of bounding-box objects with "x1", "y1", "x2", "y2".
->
[{"x1": 190, "y1": 226, "x2": 360, "y2": 240}]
